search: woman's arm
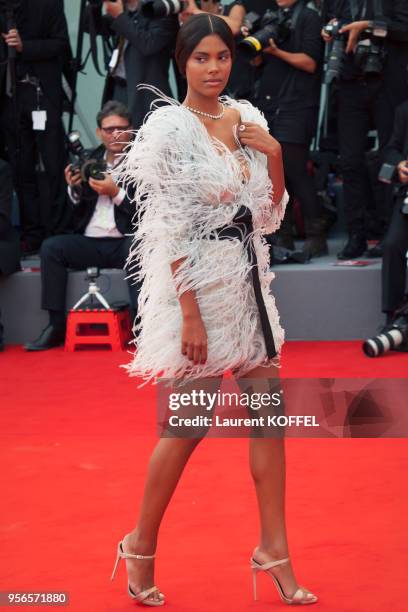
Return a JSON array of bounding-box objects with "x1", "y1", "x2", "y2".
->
[
  {"x1": 238, "y1": 122, "x2": 285, "y2": 205},
  {"x1": 266, "y1": 145, "x2": 285, "y2": 205},
  {"x1": 170, "y1": 258, "x2": 208, "y2": 365}
]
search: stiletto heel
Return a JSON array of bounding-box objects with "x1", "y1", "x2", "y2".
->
[
  {"x1": 249, "y1": 554, "x2": 318, "y2": 605},
  {"x1": 111, "y1": 534, "x2": 165, "y2": 606},
  {"x1": 110, "y1": 542, "x2": 122, "y2": 581},
  {"x1": 252, "y1": 567, "x2": 258, "y2": 600}
]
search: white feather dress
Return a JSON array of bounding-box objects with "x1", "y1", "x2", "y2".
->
[{"x1": 118, "y1": 91, "x2": 289, "y2": 387}]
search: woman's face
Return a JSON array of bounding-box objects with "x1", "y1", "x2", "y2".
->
[{"x1": 185, "y1": 34, "x2": 232, "y2": 98}]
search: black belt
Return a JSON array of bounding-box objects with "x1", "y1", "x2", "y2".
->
[{"x1": 208, "y1": 205, "x2": 277, "y2": 359}]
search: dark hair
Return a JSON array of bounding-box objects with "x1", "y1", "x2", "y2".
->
[
  {"x1": 175, "y1": 14, "x2": 235, "y2": 77},
  {"x1": 96, "y1": 101, "x2": 131, "y2": 127}
]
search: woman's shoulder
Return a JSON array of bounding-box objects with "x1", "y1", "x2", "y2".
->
[
  {"x1": 140, "y1": 103, "x2": 200, "y2": 146},
  {"x1": 222, "y1": 96, "x2": 269, "y2": 130}
]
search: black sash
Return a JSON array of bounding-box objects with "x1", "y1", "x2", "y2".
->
[{"x1": 209, "y1": 205, "x2": 277, "y2": 359}]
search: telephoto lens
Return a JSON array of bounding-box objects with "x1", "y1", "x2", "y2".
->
[
  {"x1": 141, "y1": 0, "x2": 184, "y2": 19},
  {"x1": 363, "y1": 315, "x2": 408, "y2": 357},
  {"x1": 238, "y1": 9, "x2": 290, "y2": 60}
]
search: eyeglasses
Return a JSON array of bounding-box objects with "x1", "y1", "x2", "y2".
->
[{"x1": 100, "y1": 125, "x2": 131, "y2": 134}]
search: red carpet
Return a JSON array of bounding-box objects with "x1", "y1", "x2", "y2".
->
[{"x1": 1, "y1": 341, "x2": 407, "y2": 611}]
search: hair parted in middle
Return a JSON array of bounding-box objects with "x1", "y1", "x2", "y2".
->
[{"x1": 175, "y1": 13, "x2": 236, "y2": 78}]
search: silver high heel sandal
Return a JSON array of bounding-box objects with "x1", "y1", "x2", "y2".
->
[
  {"x1": 111, "y1": 534, "x2": 165, "y2": 606},
  {"x1": 250, "y1": 555, "x2": 318, "y2": 605}
]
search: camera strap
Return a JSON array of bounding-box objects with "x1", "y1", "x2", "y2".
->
[
  {"x1": 272, "y1": 1, "x2": 309, "y2": 114},
  {"x1": 349, "y1": 0, "x2": 364, "y2": 21},
  {"x1": 372, "y1": 0, "x2": 384, "y2": 19},
  {"x1": 349, "y1": 0, "x2": 384, "y2": 21}
]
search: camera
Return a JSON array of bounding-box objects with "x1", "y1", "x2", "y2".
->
[
  {"x1": 378, "y1": 161, "x2": 408, "y2": 213},
  {"x1": 85, "y1": 267, "x2": 100, "y2": 282},
  {"x1": 67, "y1": 131, "x2": 107, "y2": 183},
  {"x1": 141, "y1": 0, "x2": 202, "y2": 19},
  {"x1": 354, "y1": 36, "x2": 387, "y2": 75},
  {"x1": 238, "y1": 8, "x2": 292, "y2": 60},
  {"x1": 323, "y1": 20, "x2": 348, "y2": 84},
  {"x1": 363, "y1": 304, "x2": 408, "y2": 357}
]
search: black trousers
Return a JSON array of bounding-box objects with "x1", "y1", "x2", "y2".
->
[
  {"x1": 265, "y1": 109, "x2": 321, "y2": 222},
  {"x1": 381, "y1": 199, "x2": 408, "y2": 314},
  {"x1": 0, "y1": 83, "x2": 69, "y2": 245},
  {"x1": 337, "y1": 77, "x2": 394, "y2": 237},
  {"x1": 280, "y1": 142, "x2": 321, "y2": 221},
  {"x1": 40, "y1": 234, "x2": 141, "y2": 314}
]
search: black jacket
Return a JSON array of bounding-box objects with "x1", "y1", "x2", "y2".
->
[
  {"x1": 101, "y1": 9, "x2": 179, "y2": 130},
  {"x1": 0, "y1": 0, "x2": 70, "y2": 111},
  {"x1": 0, "y1": 159, "x2": 21, "y2": 276},
  {"x1": 324, "y1": 0, "x2": 408, "y2": 41},
  {"x1": 384, "y1": 101, "x2": 408, "y2": 170},
  {"x1": 70, "y1": 146, "x2": 135, "y2": 236},
  {"x1": 323, "y1": 0, "x2": 408, "y2": 83}
]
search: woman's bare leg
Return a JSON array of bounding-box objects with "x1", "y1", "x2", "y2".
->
[
  {"x1": 239, "y1": 363, "x2": 316, "y2": 600},
  {"x1": 123, "y1": 437, "x2": 202, "y2": 602},
  {"x1": 122, "y1": 377, "x2": 222, "y2": 603}
]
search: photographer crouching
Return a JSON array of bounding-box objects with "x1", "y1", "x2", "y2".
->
[
  {"x1": 362, "y1": 96, "x2": 408, "y2": 357},
  {"x1": 25, "y1": 101, "x2": 140, "y2": 351},
  {"x1": 381, "y1": 99, "x2": 408, "y2": 327},
  {"x1": 228, "y1": 0, "x2": 327, "y2": 258},
  {"x1": 322, "y1": 0, "x2": 408, "y2": 260}
]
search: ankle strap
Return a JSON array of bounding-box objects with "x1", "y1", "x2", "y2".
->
[
  {"x1": 122, "y1": 551, "x2": 155, "y2": 560},
  {"x1": 255, "y1": 557, "x2": 289, "y2": 570}
]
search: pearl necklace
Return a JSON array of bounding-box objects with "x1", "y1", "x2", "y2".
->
[{"x1": 184, "y1": 102, "x2": 225, "y2": 120}]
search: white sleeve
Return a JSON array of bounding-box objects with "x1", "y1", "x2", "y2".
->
[{"x1": 67, "y1": 185, "x2": 81, "y2": 205}]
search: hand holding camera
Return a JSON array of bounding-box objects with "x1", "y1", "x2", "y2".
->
[
  {"x1": 339, "y1": 20, "x2": 371, "y2": 54},
  {"x1": 397, "y1": 161, "x2": 408, "y2": 185},
  {"x1": 88, "y1": 174, "x2": 120, "y2": 197},
  {"x1": 263, "y1": 37, "x2": 278, "y2": 55},
  {"x1": 65, "y1": 165, "x2": 82, "y2": 188},
  {"x1": 1, "y1": 27, "x2": 23, "y2": 52}
]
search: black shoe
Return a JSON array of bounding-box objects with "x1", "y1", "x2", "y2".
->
[
  {"x1": 301, "y1": 218, "x2": 329, "y2": 259},
  {"x1": 24, "y1": 325, "x2": 65, "y2": 351},
  {"x1": 337, "y1": 234, "x2": 367, "y2": 260},
  {"x1": 364, "y1": 241, "x2": 383, "y2": 258}
]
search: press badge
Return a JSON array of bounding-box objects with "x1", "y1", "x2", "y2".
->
[
  {"x1": 32, "y1": 110, "x2": 47, "y2": 131},
  {"x1": 109, "y1": 48, "x2": 119, "y2": 70}
]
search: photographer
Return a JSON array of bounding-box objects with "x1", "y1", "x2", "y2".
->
[
  {"x1": 0, "y1": 0, "x2": 71, "y2": 254},
  {"x1": 0, "y1": 158, "x2": 21, "y2": 351},
  {"x1": 381, "y1": 99, "x2": 408, "y2": 324},
  {"x1": 322, "y1": 0, "x2": 408, "y2": 259},
  {"x1": 226, "y1": 0, "x2": 327, "y2": 258},
  {"x1": 24, "y1": 101, "x2": 140, "y2": 351},
  {"x1": 97, "y1": 0, "x2": 179, "y2": 130}
]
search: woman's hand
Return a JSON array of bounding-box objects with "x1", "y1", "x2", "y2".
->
[
  {"x1": 181, "y1": 314, "x2": 208, "y2": 365},
  {"x1": 237, "y1": 122, "x2": 281, "y2": 156}
]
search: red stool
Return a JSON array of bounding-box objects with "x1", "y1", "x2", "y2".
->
[{"x1": 65, "y1": 308, "x2": 132, "y2": 351}]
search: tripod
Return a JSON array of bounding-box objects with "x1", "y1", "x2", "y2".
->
[{"x1": 73, "y1": 271, "x2": 111, "y2": 311}]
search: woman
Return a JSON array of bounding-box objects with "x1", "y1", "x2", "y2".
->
[{"x1": 110, "y1": 13, "x2": 318, "y2": 607}]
